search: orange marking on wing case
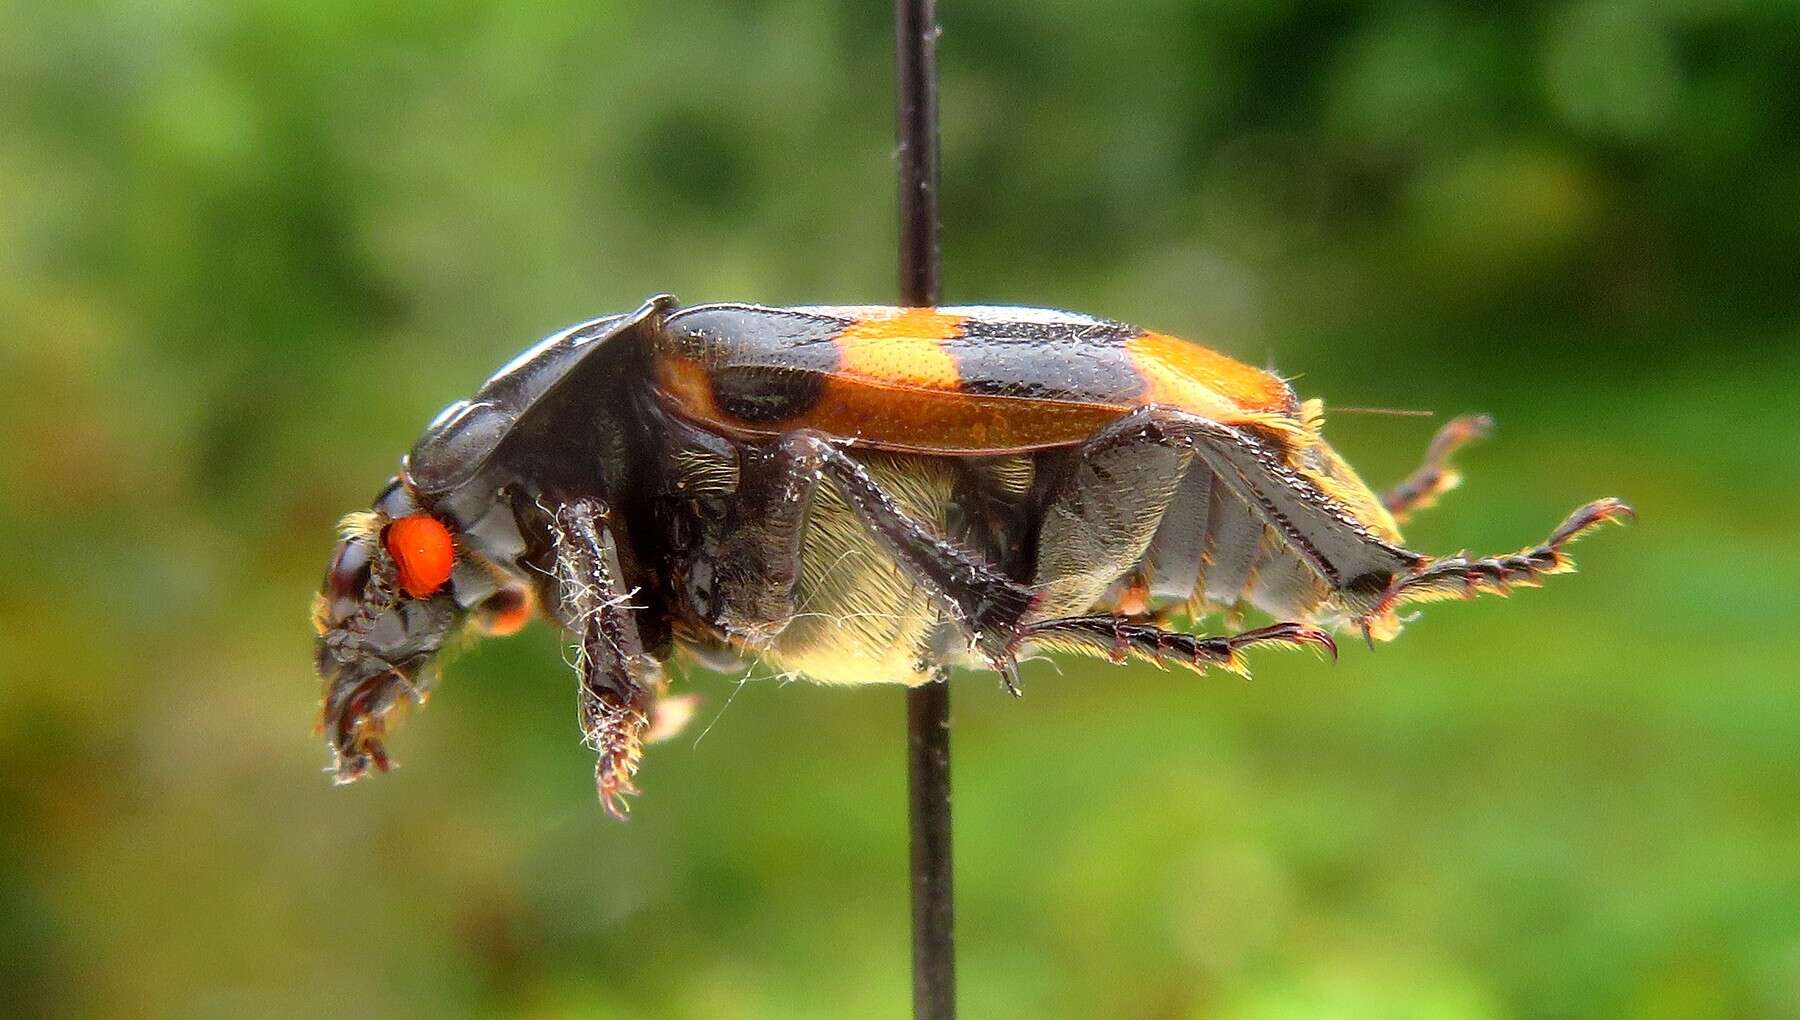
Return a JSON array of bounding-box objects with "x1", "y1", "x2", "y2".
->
[
  {"x1": 800, "y1": 382, "x2": 1121, "y2": 453},
  {"x1": 833, "y1": 309, "x2": 965, "y2": 391},
  {"x1": 1128, "y1": 332, "x2": 1294, "y2": 416},
  {"x1": 654, "y1": 310, "x2": 1308, "y2": 454},
  {"x1": 653, "y1": 353, "x2": 722, "y2": 420},
  {"x1": 836, "y1": 307, "x2": 965, "y2": 341}
]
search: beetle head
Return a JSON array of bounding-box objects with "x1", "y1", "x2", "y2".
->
[
  {"x1": 310, "y1": 296, "x2": 672, "y2": 784},
  {"x1": 311, "y1": 478, "x2": 531, "y2": 784}
]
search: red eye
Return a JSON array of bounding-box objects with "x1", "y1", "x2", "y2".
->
[{"x1": 385, "y1": 514, "x2": 456, "y2": 599}]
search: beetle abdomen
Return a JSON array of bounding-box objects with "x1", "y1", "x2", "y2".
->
[
  {"x1": 652, "y1": 303, "x2": 1305, "y2": 455},
  {"x1": 1132, "y1": 458, "x2": 1338, "y2": 624},
  {"x1": 760, "y1": 452, "x2": 961, "y2": 687}
]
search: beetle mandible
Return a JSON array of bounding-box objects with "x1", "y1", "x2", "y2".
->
[{"x1": 311, "y1": 295, "x2": 1632, "y2": 816}]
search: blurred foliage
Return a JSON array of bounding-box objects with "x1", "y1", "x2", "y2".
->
[{"x1": 2, "y1": 1, "x2": 1798, "y2": 1017}]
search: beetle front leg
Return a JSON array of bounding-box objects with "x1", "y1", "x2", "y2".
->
[
  {"x1": 1380, "y1": 414, "x2": 1493, "y2": 522},
  {"x1": 702, "y1": 441, "x2": 824, "y2": 646},
  {"x1": 550, "y1": 499, "x2": 665, "y2": 819}
]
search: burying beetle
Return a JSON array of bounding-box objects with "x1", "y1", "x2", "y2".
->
[{"x1": 312, "y1": 296, "x2": 1632, "y2": 816}]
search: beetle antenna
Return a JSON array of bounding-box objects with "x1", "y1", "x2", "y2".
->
[{"x1": 1332, "y1": 406, "x2": 1436, "y2": 417}]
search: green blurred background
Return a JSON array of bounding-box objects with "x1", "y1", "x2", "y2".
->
[{"x1": 3, "y1": 1, "x2": 1797, "y2": 1016}]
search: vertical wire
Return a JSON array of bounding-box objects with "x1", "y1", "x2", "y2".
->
[{"x1": 894, "y1": 1, "x2": 954, "y2": 1016}]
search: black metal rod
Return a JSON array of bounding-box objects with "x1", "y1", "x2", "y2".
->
[
  {"x1": 895, "y1": 1, "x2": 953, "y2": 1017},
  {"x1": 896, "y1": 0, "x2": 941, "y2": 307},
  {"x1": 905, "y1": 682, "x2": 954, "y2": 1019}
]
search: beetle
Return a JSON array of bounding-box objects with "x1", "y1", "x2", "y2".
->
[{"x1": 312, "y1": 295, "x2": 1632, "y2": 817}]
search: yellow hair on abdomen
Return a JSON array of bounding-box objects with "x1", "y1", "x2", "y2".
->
[{"x1": 762, "y1": 453, "x2": 960, "y2": 687}]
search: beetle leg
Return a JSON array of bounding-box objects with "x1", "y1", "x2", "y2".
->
[
  {"x1": 1045, "y1": 405, "x2": 1419, "y2": 615},
  {"x1": 1029, "y1": 413, "x2": 1193, "y2": 620},
  {"x1": 772, "y1": 431, "x2": 1041, "y2": 668},
  {"x1": 1363, "y1": 497, "x2": 1635, "y2": 640},
  {"x1": 702, "y1": 441, "x2": 825, "y2": 646},
  {"x1": 1018, "y1": 617, "x2": 1336, "y2": 678},
  {"x1": 550, "y1": 498, "x2": 665, "y2": 819},
  {"x1": 1380, "y1": 414, "x2": 1493, "y2": 522}
]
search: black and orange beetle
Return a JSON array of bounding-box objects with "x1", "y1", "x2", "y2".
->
[{"x1": 312, "y1": 295, "x2": 1631, "y2": 816}]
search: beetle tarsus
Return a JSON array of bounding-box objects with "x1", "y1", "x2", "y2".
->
[
  {"x1": 588, "y1": 688, "x2": 648, "y2": 820},
  {"x1": 1380, "y1": 414, "x2": 1494, "y2": 521},
  {"x1": 551, "y1": 498, "x2": 665, "y2": 820},
  {"x1": 1364, "y1": 497, "x2": 1634, "y2": 638},
  {"x1": 994, "y1": 657, "x2": 1023, "y2": 697},
  {"x1": 1017, "y1": 616, "x2": 1335, "y2": 678}
]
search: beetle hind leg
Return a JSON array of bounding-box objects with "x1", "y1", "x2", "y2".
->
[
  {"x1": 1363, "y1": 497, "x2": 1634, "y2": 640},
  {"x1": 550, "y1": 498, "x2": 666, "y2": 819},
  {"x1": 1019, "y1": 616, "x2": 1336, "y2": 678},
  {"x1": 1380, "y1": 414, "x2": 1493, "y2": 522},
  {"x1": 776, "y1": 432, "x2": 1041, "y2": 662}
]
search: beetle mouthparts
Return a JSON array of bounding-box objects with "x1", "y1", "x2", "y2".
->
[{"x1": 320, "y1": 657, "x2": 429, "y2": 785}]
